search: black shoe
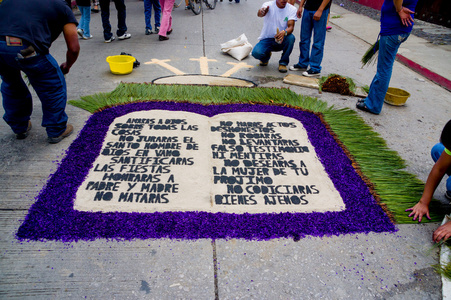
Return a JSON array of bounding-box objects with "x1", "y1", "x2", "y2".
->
[
  {"x1": 167, "y1": 29, "x2": 172, "y2": 35},
  {"x1": 302, "y1": 69, "x2": 321, "y2": 77},
  {"x1": 356, "y1": 101, "x2": 379, "y2": 115},
  {"x1": 159, "y1": 35, "x2": 169, "y2": 41}
]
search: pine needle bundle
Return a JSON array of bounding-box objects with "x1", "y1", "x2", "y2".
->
[
  {"x1": 361, "y1": 40, "x2": 379, "y2": 67},
  {"x1": 431, "y1": 238, "x2": 451, "y2": 280}
]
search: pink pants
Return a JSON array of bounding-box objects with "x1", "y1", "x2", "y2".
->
[{"x1": 159, "y1": 0, "x2": 175, "y2": 37}]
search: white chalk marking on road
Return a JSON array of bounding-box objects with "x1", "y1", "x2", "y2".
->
[
  {"x1": 222, "y1": 62, "x2": 254, "y2": 77},
  {"x1": 144, "y1": 59, "x2": 185, "y2": 75},
  {"x1": 189, "y1": 57, "x2": 217, "y2": 75}
]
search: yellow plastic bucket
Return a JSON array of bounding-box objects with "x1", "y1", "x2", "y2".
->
[
  {"x1": 384, "y1": 87, "x2": 411, "y2": 106},
  {"x1": 106, "y1": 55, "x2": 136, "y2": 75}
]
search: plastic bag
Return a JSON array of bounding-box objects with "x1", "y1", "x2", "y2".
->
[{"x1": 220, "y1": 34, "x2": 253, "y2": 61}]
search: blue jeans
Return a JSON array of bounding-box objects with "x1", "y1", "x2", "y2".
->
[
  {"x1": 251, "y1": 34, "x2": 295, "y2": 66},
  {"x1": 0, "y1": 39, "x2": 68, "y2": 137},
  {"x1": 363, "y1": 33, "x2": 410, "y2": 114},
  {"x1": 144, "y1": 0, "x2": 161, "y2": 30},
  {"x1": 99, "y1": 0, "x2": 127, "y2": 40},
  {"x1": 77, "y1": 5, "x2": 91, "y2": 37},
  {"x1": 296, "y1": 8, "x2": 329, "y2": 73},
  {"x1": 431, "y1": 143, "x2": 451, "y2": 193}
]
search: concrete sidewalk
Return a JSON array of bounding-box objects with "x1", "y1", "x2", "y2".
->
[{"x1": 0, "y1": 0, "x2": 450, "y2": 298}]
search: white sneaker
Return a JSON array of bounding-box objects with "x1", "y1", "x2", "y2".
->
[
  {"x1": 118, "y1": 33, "x2": 131, "y2": 40},
  {"x1": 82, "y1": 34, "x2": 93, "y2": 40},
  {"x1": 77, "y1": 28, "x2": 84, "y2": 38},
  {"x1": 104, "y1": 36, "x2": 116, "y2": 43},
  {"x1": 289, "y1": 64, "x2": 307, "y2": 72}
]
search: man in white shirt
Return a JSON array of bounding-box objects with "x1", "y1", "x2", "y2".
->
[{"x1": 251, "y1": 0, "x2": 297, "y2": 73}]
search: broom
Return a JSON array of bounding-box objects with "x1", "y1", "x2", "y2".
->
[{"x1": 361, "y1": 39, "x2": 379, "y2": 67}]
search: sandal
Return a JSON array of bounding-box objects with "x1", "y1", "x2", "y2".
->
[{"x1": 356, "y1": 101, "x2": 378, "y2": 115}]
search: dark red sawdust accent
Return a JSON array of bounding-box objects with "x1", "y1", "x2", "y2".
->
[{"x1": 322, "y1": 75, "x2": 354, "y2": 96}]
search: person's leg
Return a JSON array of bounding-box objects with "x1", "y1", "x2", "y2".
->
[
  {"x1": 80, "y1": 6, "x2": 91, "y2": 37},
  {"x1": 0, "y1": 49, "x2": 33, "y2": 135},
  {"x1": 308, "y1": 7, "x2": 328, "y2": 73},
  {"x1": 278, "y1": 34, "x2": 295, "y2": 66},
  {"x1": 1, "y1": 71, "x2": 32, "y2": 134},
  {"x1": 85, "y1": 6, "x2": 92, "y2": 37},
  {"x1": 297, "y1": 10, "x2": 313, "y2": 68},
  {"x1": 159, "y1": 0, "x2": 168, "y2": 36},
  {"x1": 0, "y1": 41, "x2": 33, "y2": 135},
  {"x1": 251, "y1": 38, "x2": 275, "y2": 64},
  {"x1": 431, "y1": 143, "x2": 451, "y2": 194},
  {"x1": 166, "y1": 0, "x2": 175, "y2": 32},
  {"x1": 326, "y1": 12, "x2": 332, "y2": 31},
  {"x1": 363, "y1": 33, "x2": 409, "y2": 114},
  {"x1": 99, "y1": 0, "x2": 112, "y2": 40},
  {"x1": 159, "y1": 0, "x2": 175, "y2": 37},
  {"x1": 431, "y1": 143, "x2": 445, "y2": 163},
  {"x1": 153, "y1": 0, "x2": 161, "y2": 29},
  {"x1": 78, "y1": 7, "x2": 86, "y2": 33},
  {"x1": 19, "y1": 53, "x2": 68, "y2": 138},
  {"x1": 144, "y1": 0, "x2": 152, "y2": 31},
  {"x1": 113, "y1": 0, "x2": 127, "y2": 37}
]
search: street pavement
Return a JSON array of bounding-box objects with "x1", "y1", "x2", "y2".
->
[{"x1": 0, "y1": 0, "x2": 450, "y2": 298}]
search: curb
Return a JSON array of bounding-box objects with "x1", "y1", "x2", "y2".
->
[{"x1": 396, "y1": 54, "x2": 451, "y2": 92}]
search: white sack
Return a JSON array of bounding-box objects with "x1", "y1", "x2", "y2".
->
[{"x1": 220, "y1": 33, "x2": 253, "y2": 61}]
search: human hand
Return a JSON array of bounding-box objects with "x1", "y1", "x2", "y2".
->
[
  {"x1": 274, "y1": 30, "x2": 285, "y2": 43},
  {"x1": 259, "y1": 6, "x2": 269, "y2": 17},
  {"x1": 398, "y1": 7, "x2": 414, "y2": 26},
  {"x1": 313, "y1": 9, "x2": 323, "y2": 21},
  {"x1": 433, "y1": 222, "x2": 451, "y2": 243},
  {"x1": 60, "y1": 62, "x2": 70, "y2": 75},
  {"x1": 405, "y1": 201, "x2": 431, "y2": 222},
  {"x1": 296, "y1": 7, "x2": 303, "y2": 18}
]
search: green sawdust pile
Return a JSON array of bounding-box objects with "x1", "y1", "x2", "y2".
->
[{"x1": 69, "y1": 83, "x2": 443, "y2": 224}]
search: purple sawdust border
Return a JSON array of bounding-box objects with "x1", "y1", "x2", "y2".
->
[{"x1": 17, "y1": 102, "x2": 396, "y2": 242}]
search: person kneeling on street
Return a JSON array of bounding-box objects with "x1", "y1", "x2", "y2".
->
[
  {"x1": 251, "y1": 0, "x2": 297, "y2": 73},
  {"x1": 406, "y1": 120, "x2": 451, "y2": 243}
]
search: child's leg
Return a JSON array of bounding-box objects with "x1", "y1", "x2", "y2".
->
[{"x1": 431, "y1": 143, "x2": 451, "y2": 194}]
